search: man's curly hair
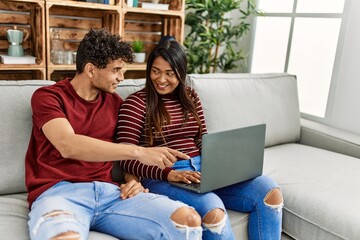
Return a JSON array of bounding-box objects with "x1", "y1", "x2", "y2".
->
[{"x1": 76, "y1": 28, "x2": 134, "y2": 73}]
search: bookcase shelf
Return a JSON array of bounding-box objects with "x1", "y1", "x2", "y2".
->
[
  {"x1": 0, "y1": 0, "x2": 184, "y2": 81},
  {"x1": 0, "y1": 69, "x2": 46, "y2": 80},
  {"x1": 0, "y1": 0, "x2": 46, "y2": 79}
]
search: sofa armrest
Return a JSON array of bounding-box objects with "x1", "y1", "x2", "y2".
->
[{"x1": 300, "y1": 118, "x2": 360, "y2": 159}]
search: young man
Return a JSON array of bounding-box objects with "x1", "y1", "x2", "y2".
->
[{"x1": 25, "y1": 29, "x2": 202, "y2": 240}]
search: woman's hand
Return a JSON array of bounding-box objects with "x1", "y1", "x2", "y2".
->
[
  {"x1": 168, "y1": 170, "x2": 201, "y2": 184},
  {"x1": 120, "y1": 173, "x2": 149, "y2": 199}
]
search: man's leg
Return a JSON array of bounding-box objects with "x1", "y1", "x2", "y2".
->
[
  {"x1": 28, "y1": 182, "x2": 94, "y2": 240},
  {"x1": 90, "y1": 181, "x2": 202, "y2": 240}
]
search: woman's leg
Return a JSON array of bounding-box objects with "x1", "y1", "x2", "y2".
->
[
  {"x1": 142, "y1": 178, "x2": 235, "y2": 240},
  {"x1": 213, "y1": 175, "x2": 283, "y2": 240}
]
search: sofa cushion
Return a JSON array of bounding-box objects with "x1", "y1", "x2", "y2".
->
[
  {"x1": 263, "y1": 143, "x2": 360, "y2": 240},
  {"x1": 187, "y1": 73, "x2": 301, "y2": 147},
  {"x1": 0, "y1": 81, "x2": 55, "y2": 195},
  {"x1": 116, "y1": 78, "x2": 145, "y2": 100},
  {"x1": 0, "y1": 193, "x2": 118, "y2": 240},
  {"x1": 0, "y1": 193, "x2": 29, "y2": 240}
]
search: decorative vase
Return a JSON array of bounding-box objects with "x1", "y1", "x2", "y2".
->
[{"x1": 133, "y1": 52, "x2": 146, "y2": 63}]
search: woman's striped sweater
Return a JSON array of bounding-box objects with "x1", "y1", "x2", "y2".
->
[{"x1": 116, "y1": 88, "x2": 207, "y2": 180}]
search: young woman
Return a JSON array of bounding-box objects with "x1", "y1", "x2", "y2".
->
[{"x1": 116, "y1": 40, "x2": 283, "y2": 240}]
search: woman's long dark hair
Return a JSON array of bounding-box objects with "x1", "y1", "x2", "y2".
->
[{"x1": 145, "y1": 40, "x2": 202, "y2": 146}]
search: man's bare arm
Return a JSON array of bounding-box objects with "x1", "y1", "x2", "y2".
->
[{"x1": 42, "y1": 118, "x2": 189, "y2": 168}]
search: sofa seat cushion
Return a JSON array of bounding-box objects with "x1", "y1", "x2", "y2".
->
[
  {"x1": 0, "y1": 193, "x2": 117, "y2": 240},
  {"x1": 0, "y1": 193, "x2": 29, "y2": 240},
  {"x1": 263, "y1": 143, "x2": 360, "y2": 240},
  {"x1": 228, "y1": 210, "x2": 249, "y2": 239}
]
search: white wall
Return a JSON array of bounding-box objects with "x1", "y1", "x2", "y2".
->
[{"x1": 324, "y1": 0, "x2": 360, "y2": 134}]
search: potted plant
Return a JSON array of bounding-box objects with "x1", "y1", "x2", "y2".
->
[
  {"x1": 184, "y1": 0, "x2": 259, "y2": 73},
  {"x1": 132, "y1": 39, "x2": 146, "y2": 63}
]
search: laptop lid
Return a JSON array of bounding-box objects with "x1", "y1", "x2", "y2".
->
[{"x1": 198, "y1": 124, "x2": 266, "y2": 193}]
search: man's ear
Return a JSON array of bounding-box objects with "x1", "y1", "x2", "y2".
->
[{"x1": 84, "y1": 63, "x2": 95, "y2": 78}]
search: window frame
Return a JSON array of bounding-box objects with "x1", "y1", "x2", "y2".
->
[{"x1": 249, "y1": 0, "x2": 349, "y2": 121}]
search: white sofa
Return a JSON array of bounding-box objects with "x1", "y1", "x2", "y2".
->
[{"x1": 1, "y1": 73, "x2": 359, "y2": 239}]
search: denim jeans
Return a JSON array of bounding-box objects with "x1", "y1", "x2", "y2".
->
[
  {"x1": 142, "y1": 156, "x2": 283, "y2": 240},
  {"x1": 28, "y1": 181, "x2": 202, "y2": 240}
]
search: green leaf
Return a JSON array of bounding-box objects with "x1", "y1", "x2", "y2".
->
[{"x1": 184, "y1": 0, "x2": 258, "y2": 73}]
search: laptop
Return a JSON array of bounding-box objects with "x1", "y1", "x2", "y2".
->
[{"x1": 170, "y1": 124, "x2": 266, "y2": 193}]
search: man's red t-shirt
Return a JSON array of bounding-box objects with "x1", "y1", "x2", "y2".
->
[{"x1": 25, "y1": 78, "x2": 123, "y2": 207}]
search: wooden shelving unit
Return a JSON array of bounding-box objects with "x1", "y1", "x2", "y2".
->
[
  {"x1": 0, "y1": 0, "x2": 46, "y2": 80},
  {"x1": 0, "y1": 0, "x2": 185, "y2": 81},
  {"x1": 122, "y1": 0, "x2": 184, "y2": 78},
  {"x1": 45, "y1": 0, "x2": 121, "y2": 80}
]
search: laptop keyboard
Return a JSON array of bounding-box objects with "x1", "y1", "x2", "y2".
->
[{"x1": 184, "y1": 182, "x2": 201, "y2": 190}]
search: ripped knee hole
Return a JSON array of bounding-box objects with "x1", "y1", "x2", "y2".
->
[
  {"x1": 50, "y1": 231, "x2": 80, "y2": 240},
  {"x1": 264, "y1": 187, "x2": 283, "y2": 207},
  {"x1": 171, "y1": 206, "x2": 201, "y2": 228},
  {"x1": 43, "y1": 210, "x2": 73, "y2": 218}
]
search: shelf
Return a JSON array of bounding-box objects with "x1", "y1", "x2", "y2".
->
[
  {"x1": 47, "y1": 68, "x2": 75, "y2": 82},
  {"x1": 1, "y1": 0, "x2": 44, "y2": 3},
  {"x1": 45, "y1": 0, "x2": 120, "y2": 10},
  {"x1": 48, "y1": 64, "x2": 75, "y2": 70},
  {"x1": 125, "y1": 62, "x2": 146, "y2": 71},
  {"x1": 122, "y1": 11, "x2": 184, "y2": 59},
  {"x1": 0, "y1": 0, "x2": 45, "y2": 69},
  {"x1": 0, "y1": 69, "x2": 46, "y2": 80},
  {"x1": 0, "y1": 64, "x2": 45, "y2": 70},
  {"x1": 47, "y1": 63, "x2": 146, "y2": 71},
  {"x1": 1, "y1": 0, "x2": 184, "y2": 81},
  {"x1": 45, "y1": 1, "x2": 121, "y2": 71},
  {"x1": 47, "y1": 64, "x2": 147, "y2": 81},
  {"x1": 123, "y1": 6, "x2": 183, "y2": 17}
]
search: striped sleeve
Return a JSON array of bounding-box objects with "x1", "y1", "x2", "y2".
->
[
  {"x1": 116, "y1": 92, "x2": 146, "y2": 145},
  {"x1": 116, "y1": 91, "x2": 171, "y2": 180}
]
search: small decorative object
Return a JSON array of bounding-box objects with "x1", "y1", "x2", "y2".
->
[
  {"x1": 50, "y1": 28, "x2": 64, "y2": 64},
  {"x1": 72, "y1": 51, "x2": 77, "y2": 64},
  {"x1": 127, "y1": 0, "x2": 133, "y2": 7},
  {"x1": 133, "y1": 0, "x2": 138, "y2": 7},
  {"x1": 6, "y1": 26, "x2": 29, "y2": 57},
  {"x1": 142, "y1": 2, "x2": 169, "y2": 10},
  {"x1": 132, "y1": 39, "x2": 146, "y2": 63},
  {"x1": 0, "y1": 54, "x2": 36, "y2": 64}
]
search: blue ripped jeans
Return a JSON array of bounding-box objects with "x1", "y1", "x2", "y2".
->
[
  {"x1": 142, "y1": 156, "x2": 283, "y2": 240},
  {"x1": 28, "y1": 181, "x2": 202, "y2": 240}
]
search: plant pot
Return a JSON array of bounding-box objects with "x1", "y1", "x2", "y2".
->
[{"x1": 133, "y1": 52, "x2": 146, "y2": 63}]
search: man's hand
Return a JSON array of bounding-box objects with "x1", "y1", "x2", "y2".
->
[
  {"x1": 120, "y1": 179, "x2": 149, "y2": 200},
  {"x1": 168, "y1": 170, "x2": 201, "y2": 184},
  {"x1": 136, "y1": 147, "x2": 190, "y2": 169}
]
